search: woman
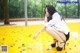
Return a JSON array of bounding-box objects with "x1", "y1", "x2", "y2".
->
[{"x1": 33, "y1": 5, "x2": 70, "y2": 51}]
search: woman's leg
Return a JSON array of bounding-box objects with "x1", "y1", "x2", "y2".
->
[
  {"x1": 51, "y1": 29, "x2": 66, "y2": 41},
  {"x1": 45, "y1": 26, "x2": 64, "y2": 42},
  {"x1": 46, "y1": 26, "x2": 66, "y2": 41}
]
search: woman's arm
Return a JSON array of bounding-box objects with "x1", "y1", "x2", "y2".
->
[
  {"x1": 45, "y1": 16, "x2": 47, "y2": 23},
  {"x1": 33, "y1": 26, "x2": 46, "y2": 39},
  {"x1": 45, "y1": 13, "x2": 61, "y2": 27}
]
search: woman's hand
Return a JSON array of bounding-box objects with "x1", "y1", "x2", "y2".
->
[
  {"x1": 33, "y1": 34, "x2": 38, "y2": 39},
  {"x1": 33, "y1": 26, "x2": 46, "y2": 39},
  {"x1": 33, "y1": 32, "x2": 40, "y2": 39}
]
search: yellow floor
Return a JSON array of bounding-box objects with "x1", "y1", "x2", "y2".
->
[{"x1": 0, "y1": 23, "x2": 80, "y2": 53}]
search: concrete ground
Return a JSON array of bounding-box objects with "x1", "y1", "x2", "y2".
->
[
  {"x1": 0, "y1": 19, "x2": 80, "y2": 25},
  {"x1": 0, "y1": 22, "x2": 80, "y2": 53}
]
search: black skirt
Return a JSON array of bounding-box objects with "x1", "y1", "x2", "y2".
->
[{"x1": 64, "y1": 32, "x2": 70, "y2": 41}]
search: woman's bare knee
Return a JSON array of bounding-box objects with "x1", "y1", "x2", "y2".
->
[
  {"x1": 46, "y1": 27, "x2": 50, "y2": 32},
  {"x1": 45, "y1": 26, "x2": 52, "y2": 32}
]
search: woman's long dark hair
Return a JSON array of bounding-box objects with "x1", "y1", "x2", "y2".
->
[{"x1": 45, "y1": 5, "x2": 57, "y2": 22}]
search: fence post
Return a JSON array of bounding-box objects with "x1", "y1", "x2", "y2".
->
[{"x1": 24, "y1": 0, "x2": 28, "y2": 25}]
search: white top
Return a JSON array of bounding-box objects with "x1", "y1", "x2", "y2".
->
[{"x1": 45, "y1": 12, "x2": 70, "y2": 35}]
